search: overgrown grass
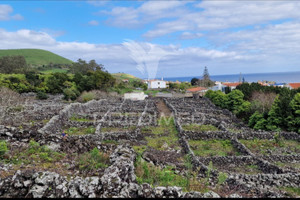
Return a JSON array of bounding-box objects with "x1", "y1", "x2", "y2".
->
[
  {"x1": 6, "y1": 139, "x2": 65, "y2": 165},
  {"x1": 65, "y1": 126, "x2": 96, "y2": 135},
  {"x1": 280, "y1": 187, "x2": 300, "y2": 197},
  {"x1": 76, "y1": 147, "x2": 109, "y2": 171},
  {"x1": 189, "y1": 139, "x2": 240, "y2": 157},
  {"x1": 0, "y1": 140, "x2": 8, "y2": 159},
  {"x1": 240, "y1": 139, "x2": 300, "y2": 155},
  {"x1": 182, "y1": 124, "x2": 219, "y2": 132},
  {"x1": 134, "y1": 155, "x2": 211, "y2": 192},
  {"x1": 144, "y1": 117, "x2": 181, "y2": 151},
  {"x1": 275, "y1": 161, "x2": 300, "y2": 169},
  {"x1": 69, "y1": 114, "x2": 93, "y2": 122},
  {"x1": 133, "y1": 145, "x2": 147, "y2": 155}
]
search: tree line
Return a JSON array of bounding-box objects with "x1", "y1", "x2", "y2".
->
[{"x1": 205, "y1": 83, "x2": 300, "y2": 133}]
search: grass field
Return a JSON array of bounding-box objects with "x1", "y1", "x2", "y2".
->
[
  {"x1": 0, "y1": 49, "x2": 73, "y2": 66},
  {"x1": 112, "y1": 73, "x2": 141, "y2": 82}
]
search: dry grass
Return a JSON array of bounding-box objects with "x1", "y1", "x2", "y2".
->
[
  {"x1": 0, "y1": 87, "x2": 25, "y2": 107},
  {"x1": 77, "y1": 90, "x2": 121, "y2": 103}
]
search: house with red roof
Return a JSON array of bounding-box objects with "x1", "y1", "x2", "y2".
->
[
  {"x1": 286, "y1": 83, "x2": 300, "y2": 90},
  {"x1": 186, "y1": 86, "x2": 208, "y2": 97},
  {"x1": 222, "y1": 82, "x2": 242, "y2": 90}
]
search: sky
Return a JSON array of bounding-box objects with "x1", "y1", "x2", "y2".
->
[{"x1": 1, "y1": 0, "x2": 300, "y2": 78}]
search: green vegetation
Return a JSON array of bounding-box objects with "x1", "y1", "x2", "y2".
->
[
  {"x1": 77, "y1": 147, "x2": 109, "y2": 171},
  {"x1": 205, "y1": 89, "x2": 251, "y2": 119},
  {"x1": 189, "y1": 139, "x2": 239, "y2": 157},
  {"x1": 274, "y1": 161, "x2": 300, "y2": 169},
  {"x1": 206, "y1": 83, "x2": 300, "y2": 133},
  {"x1": 144, "y1": 117, "x2": 181, "y2": 151},
  {"x1": 0, "y1": 140, "x2": 8, "y2": 159},
  {"x1": 0, "y1": 49, "x2": 73, "y2": 66},
  {"x1": 65, "y1": 126, "x2": 96, "y2": 135},
  {"x1": 112, "y1": 73, "x2": 141, "y2": 82},
  {"x1": 182, "y1": 124, "x2": 219, "y2": 132},
  {"x1": 134, "y1": 155, "x2": 207, "y2": 192},
  {"x1": 240, "y1": 139, "x2": 300, "y2": 155},
  {"x1": 69, "y1": 114, "x2": 93, "y2": 122},
  {"x1": 4, "y1": 139, "x2": 65, "y2": 165},
  {"x1": 280, "y1": 187, "x2": 300, "y2": 197}
]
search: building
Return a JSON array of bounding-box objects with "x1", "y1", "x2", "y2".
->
[
  {"x1": 147, "y1": 78, "x2": 167, "y2": 89},
  {"x1": 286, "y1": 83, "x2": 300, "y2": 90},
  {"x1": 209, "y1": 82, "x2": 227, "y2": 92},
  {"x1": 124, "y1": 92, "x2": 148, "y2": 100},
  {"x1": 222, "y1": 82, "x2": 242, "y2": 90},
  {"x1": 272, "y1": 83, "x2": 286, "y2": 88},
  {"x1": 186, "y1": 87, "x2": 208, "y2": 97},
  {"x1": 122, "y1": 79, "x2": 129, "y2": 83}
]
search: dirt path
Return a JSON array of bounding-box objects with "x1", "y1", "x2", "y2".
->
[{"x1": 156, "y1": 99, "x2": 172, "y2": 117}]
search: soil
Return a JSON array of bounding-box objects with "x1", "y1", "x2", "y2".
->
[{"x1": 156, "y1": 99, "x2": 172, "y2": 117}]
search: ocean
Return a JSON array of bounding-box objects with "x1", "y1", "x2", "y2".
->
[{"x1": 161, "y1": 71, "x2": 300, "y2": 83}]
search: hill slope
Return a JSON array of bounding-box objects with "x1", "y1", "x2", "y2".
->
[
  {"x1": 112, "y1": 73, "x2": 142, "y2": 82},
  {"x1": 0, "y1": 49, "x2": 73, "y2": 66}
]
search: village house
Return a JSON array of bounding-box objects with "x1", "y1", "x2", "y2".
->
[
  {"x1": 147, "y1": 78, "x2": 167, "y2": 89},
  {"x1": 286, "y1": 83, "x2": 300, "y2": 90},
  {"x1": 186, "y1": 86, "x2": 208, "y2": 98},
  {"x1": 222, "y1": 82, "x2": 242, "y2": 90}
]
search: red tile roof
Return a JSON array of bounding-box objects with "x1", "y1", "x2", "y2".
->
[
  {"x1": 288, "y1": 83, "x2": 300, "y2": 89},
  {"x1": 187, "y1": 87, "x2": 207, "y2": 92},
  {"x1": 223, "y1": 82, "x2": 242, "y2": 87}
]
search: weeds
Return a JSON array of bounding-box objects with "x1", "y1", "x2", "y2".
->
[
  {"x1": 0, "y1": 140, "x2": 8, "y2": 159},
  {"x1": 189, "y1": 139, "x2": 239, "y2": 157},
  {"x1": 77, "y1": 147, "x2": 109, "y2": 171}
]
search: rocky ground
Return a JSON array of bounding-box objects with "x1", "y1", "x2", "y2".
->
[{"x1": 0, "y1": 94, "x2": 300, "y2": 198}]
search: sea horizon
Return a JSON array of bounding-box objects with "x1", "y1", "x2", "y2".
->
[{"x1": 148, "y1": 71, "x2": 300, "y2": 83}]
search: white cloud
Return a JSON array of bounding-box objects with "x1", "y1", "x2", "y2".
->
[
  {"x1": 142, "y1": 1, "x2": 300, "y2": 38},
  {"x1": 0, "y1": 4, "x2": 23, "y2": 21},
  {"x1": 88, "y1": 20, "x2": 99, "y2": 26},
  {"x1": 0, "y1": 28, "x2": 249, "y2": 77},
  {"x1": 100, "y1": 1, "x2": 189, "y2": 28},
  {"x1": 179, "y1": 32, "x2": 203, "y2": 40}
]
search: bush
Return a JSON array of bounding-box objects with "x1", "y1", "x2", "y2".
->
[
  {"x1": 0, "y1": 140, "x2": 8, "y2": 158},
  {"x1": 77, "y1": 91, "x2": 96, "y2": 103},
  {"x1": 77, "y1": 147, "x2": 109, "y2": 171},
  {"x1": 63, "y1": 87, "x2": 80, "y2": 101},
  {"x1": 36, "y1": 91, "x2": 48, "y2": 100}
]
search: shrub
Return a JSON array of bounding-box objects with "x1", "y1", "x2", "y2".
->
[
  {"x1": 77, "y1": 91, "x2": 96, "y2": 102},
  {"x1": 63, "y1": 87, "x2": 80, "y2": 101},
  {"x1": 77, "y1": 147, "x2": 109, "y2": 171},
  {"x1": 36, "y1": 91, "x2": 48, "y2": 100}
]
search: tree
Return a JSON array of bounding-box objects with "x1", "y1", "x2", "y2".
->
[
  {"x1": 288, "y1": 93, "x2": 300, "y2": 133},
  {"x1": 0, "y1": 56, "x2": 27, "y2": 74},
  {"x1": 198, "y1": 66, "x2": 214, "y2": 87},
  {"x1": 226, "y1": 89, "x2": 244, "y2": 113},
  {"x1": 191, "y1": 78, "x2": 199, "y2": 86},
  {"x1": 266, "y1": 95, "x2": 284, "y2": 131},
  {"x1": 203, "y1": 66, "x2": 210, "y2": 81}
]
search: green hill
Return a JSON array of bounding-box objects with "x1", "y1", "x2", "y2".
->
[
  {"x1": 112, "y1": 73, "x2": 142, "y2": 82},
  {"x1": 0, "y1": 49, "x2": 73, "y2": 66}
]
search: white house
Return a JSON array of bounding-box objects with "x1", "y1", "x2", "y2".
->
[
  {"x1": 147, "y1": 78, "x2": 167, "y2": 89},
  {"x1": 124, "y1": 92, "x2": 148, "y2": 101}
]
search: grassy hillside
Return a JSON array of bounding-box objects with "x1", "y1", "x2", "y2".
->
[
  {"x1": 0, "y1": 49, "x2": 73, "y2": 66},
  {"x1": 112, "y1": 73, "x2": 141, "y2": 82}
]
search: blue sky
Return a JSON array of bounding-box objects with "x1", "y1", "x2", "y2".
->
[{"x1": 1, "y1": 1, "x2": 300, "y2": 79}]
